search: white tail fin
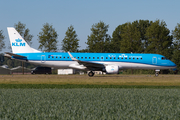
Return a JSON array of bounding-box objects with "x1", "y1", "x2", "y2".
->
[{"x1": 7, "y1": 27, "x2": 41, "y2": 53}]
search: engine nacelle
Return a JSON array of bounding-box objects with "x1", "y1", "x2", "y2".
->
[{"x1": 105, "y1": 65, "x2": 119, "y2": 74}]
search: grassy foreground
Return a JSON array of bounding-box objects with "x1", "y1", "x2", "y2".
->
[
  {"x1": 0, "y1": 74, "x2": 180, "y2": 88},
  {"x1": 1, "y1": 75, "x2": 180, "y2": 119},
  {"x1": 1, "y1": 88, "x2": 180, "y2": 119}
]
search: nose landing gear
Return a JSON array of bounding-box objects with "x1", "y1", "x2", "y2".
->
[
  {"x1": 155, "y1": 69, "x2": 160, "y2": 77},
  {"x1": 155, "y1": 72, "x2": 159, "y2": 77}
]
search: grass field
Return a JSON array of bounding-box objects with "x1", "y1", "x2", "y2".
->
[
  {"x1": 1, "y1": 88, "x2": 180, "y2": 119},
  {"x1": 1, "y1": 74, "x2": 180, "y2": 119},
  {"x1": 0, "y1": 74, "x2": 180, "y2": 86}
]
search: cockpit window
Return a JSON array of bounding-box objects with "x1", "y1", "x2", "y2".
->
[{"x1": 161, "y1": 57, "x2": 167, "y2": 60}]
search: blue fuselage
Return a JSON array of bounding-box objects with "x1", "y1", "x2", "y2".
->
[{"x1": 13, "y1": 52, "x2": 176, "y2": 71}]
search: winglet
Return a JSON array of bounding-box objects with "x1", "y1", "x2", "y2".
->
[{"x1": 68, "y1": 52, "x2": 78, "y2": 61}]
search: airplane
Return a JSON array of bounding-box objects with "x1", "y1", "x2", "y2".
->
[{"x1": 4, "y1": 27, "x2": 177, "y2": 77}]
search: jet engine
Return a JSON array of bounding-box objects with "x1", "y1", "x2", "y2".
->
[{"x1": 105, "y1": 65, "x2": 119, "y2": 74}]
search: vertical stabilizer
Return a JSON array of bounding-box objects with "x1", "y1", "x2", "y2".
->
[{"x1": 7, "y1": 27, "x2": 41, "y2": 53}]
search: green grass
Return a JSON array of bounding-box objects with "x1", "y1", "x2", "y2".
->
[
  {"x1": 1, "y1": 88, "x2": 180, "y2": 119},
  {"x1": 1, "y1": 75, "x2": 180, "y2": 119}
]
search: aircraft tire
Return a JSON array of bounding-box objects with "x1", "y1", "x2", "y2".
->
[
  {"x1": 88, "y1": 71, "x2": 94, "y2": 77},
  {"x1": 155, "y1": 72, "x2": 159, "y2": 77}
]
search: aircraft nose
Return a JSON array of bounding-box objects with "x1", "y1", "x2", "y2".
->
[{"x1": 170, "y1": 61, "x2": 177, "y2": 68}]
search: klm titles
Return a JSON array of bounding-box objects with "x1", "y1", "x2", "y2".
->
[{"x1": 12, "y1": 38, "x2": 25, "y2": 47}]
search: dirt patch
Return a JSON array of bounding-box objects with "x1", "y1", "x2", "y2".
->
[{"x1": 0, "y1": 74, "x2": 180, "y2": 86}]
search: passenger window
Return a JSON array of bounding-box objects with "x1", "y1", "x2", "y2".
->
[
  {"x1": 125, "y1": 58, "x2": 127, "y2": 59},
  {"x1": 137, "y1": 58, "x2": 139, "y2": 59},
  {"x1": 121, "y1": 57, "x2": 123, "y2": 59},
  {"x1": 97, "y1": 57, "x2": 99, "y2": 59},
  {"x1": 89, "y1": 57, "x2": 91, "y2": 59},
  {"x1": 81, "y1": 57, "x2": 83, "y2": 59},
  {"x1": 141, "y1": 58, "x2": 142, "y2": 60},
  {"x1": 64, "y1": 57, "x2": 65, "y2": 58},
  {"x1": 56, "y1": 56, "x2": 58, "y2": 58},
  {"x1": 106, "y1": 57, "x2": 108, "y2": 59},
  {"x1": 110, "y1": 57, "x2": 112, "y2": 59},
  {"x1": 85, "y1": 57, "x2": 87, "y2": 59},
  {"x1": 52, "y1": 56, "x2": 54, "y2": 58},
  {"x1": 114, "y1": 57, "x2": 116, "y2": 59},
  {"x1": 67, "y1": 57, "x2": 69, "y2": 59},
  {"x1": 133, "y1": 58, "x2": 135, "y2": 59},
  {"x1": 78, "y1": 57, "x2": 79, "y2": 59},
  {"x1": 60, "y1": 57, "x2": 61, "y2": 58},
  {"x1": 129, "y1": 58, "x2": 131, "y2": 59},
  {"x1": 93, "y1": 57, "x2": 95, "y2": 59}
]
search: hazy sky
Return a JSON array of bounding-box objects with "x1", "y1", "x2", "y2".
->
[{"x1": 0, "y1": 0, "x2": 180, "y2": 53}]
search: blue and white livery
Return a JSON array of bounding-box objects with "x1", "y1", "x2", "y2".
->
[{"x1": 5, "y1": 27, "x2": 177, "y2": 77}]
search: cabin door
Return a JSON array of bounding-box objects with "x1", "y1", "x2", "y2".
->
[
  {"x1": 152, "y1": 57, "x2": 157, "y2": 64},
  {"x1": 41, "y1": 55, "x2": 46, "y2": 63}
]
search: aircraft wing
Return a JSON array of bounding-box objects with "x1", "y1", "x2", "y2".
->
[
  {"x1": 77, "y1": 60, "x2": 105, "y2": 68},
  {"x1": 68, "y1": 52, "x2": 105, "y2": 70}
]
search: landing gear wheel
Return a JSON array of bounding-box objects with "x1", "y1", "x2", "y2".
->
[
  {"x1": 88, "y1": 71, "x2": 94, "y2": 77},
  {"x1": 155, "y1": 72, "x2": 159, "y2": 77}
]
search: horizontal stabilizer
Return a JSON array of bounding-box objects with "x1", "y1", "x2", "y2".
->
[{"x1": 4, "y1": 52, "x2": 27, "y2": 58}]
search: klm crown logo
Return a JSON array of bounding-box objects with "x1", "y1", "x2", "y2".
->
[
  {"x1": 15, "y1": 38, "x2": 22, "y2": 42},
  {"x1": 12, "y1": 38, "x2": 25, "y2": 47}
]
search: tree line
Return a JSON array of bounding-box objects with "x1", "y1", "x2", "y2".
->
[{"x1": 0, "y1": 20, "x2": 180, "y2": 72}]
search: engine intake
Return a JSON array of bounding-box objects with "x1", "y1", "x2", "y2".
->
[{"x1": 105, "y1": 65, "x2": 119, "y2": 74}]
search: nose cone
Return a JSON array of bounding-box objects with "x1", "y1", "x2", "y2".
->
[{"x1": 169, "y1": 61, "x2": 177, "y2": 68}]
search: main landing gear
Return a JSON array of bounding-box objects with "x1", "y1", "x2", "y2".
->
[{"x1": 88, "y1": 71, "x2": 94, "y2": 77}]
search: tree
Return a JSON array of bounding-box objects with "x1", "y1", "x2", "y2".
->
[
  {"x1": 172, "y1": 23, "x2": 180, "y2": 50},
  {"x1": 78, "y1": 49, "x2": 89, "y2": 52},
  {"x1": 38, "y1": 23, "x2": 58, "y2": 52},
  {"x1": 172, "y1": 23, "x2": 180, "y2": 70},
  {"x1": 0, "y1": 30, "x2": 5, "y2": 52},
  {"x1": 86, "y1": 21, "x2": 111, "y2": 53},
  {"x1": 120, "y1": 22, "x2": 142, "y2": 53},
  {"x1": 0, "y1": 53, "x2": 4, "y2": 66},
  {"x1": 111, "y1": 23, "x2": 127, "y2": 53},
  {"x1": 62, "y1": 25, "x2": 79, "y2": 52},
  {"x1": 132, "y1": 20, "x2": 152, "y2": 52},
  {"x1": 145, "y1": 20, "x2": 173, "y2": 59},
  {"x1": 7, "y1": 59, "x2": 13, "y2": 68},
  {"x1": 14, "y1": 21, "x2": 33, "y2": 46},
  {"x1": 111, "y1": 20, "x2": 152, "y2": 53},
  {"x1": 172, "y1": 50, "x2": 180, "y2": 71}
]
